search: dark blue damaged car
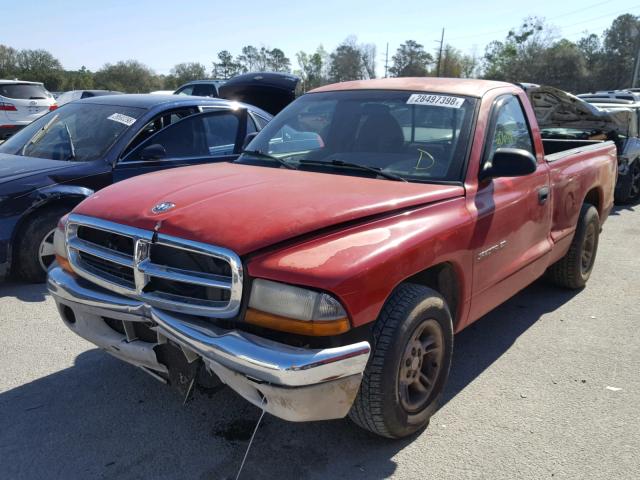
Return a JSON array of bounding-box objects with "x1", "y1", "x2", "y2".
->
[{"x1": 0, "y1": 72, "x2": 299, "y2": 282}]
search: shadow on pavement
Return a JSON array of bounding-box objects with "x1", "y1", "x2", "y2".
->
[
  {"x1": 0, "y1": 280, "x2": 580, "y2": 480},
  {"x1": 0, "y1": 281, "x2": 48, "y2": 302},
  {"x1": 443, "y1": 280, "x2": 579, "y2": 406},
  {"x1": 610, "y1": 198, "x2": 639, "y2": 216}
]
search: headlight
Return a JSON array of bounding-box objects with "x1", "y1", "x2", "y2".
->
[
  {"x1": 53, "y1": 214, "x2": 74, "y2": 274},
  {"x1": 246, "y1": 279, "x2": 350, "y2": 336}
]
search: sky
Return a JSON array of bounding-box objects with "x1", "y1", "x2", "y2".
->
[{"x1": 2, "y1": 0, "x2": 639, "y2": 76}]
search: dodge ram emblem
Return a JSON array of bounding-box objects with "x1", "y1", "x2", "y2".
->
[{"x1": 151, "y1": 202, "x2": 175, "y2": 214}]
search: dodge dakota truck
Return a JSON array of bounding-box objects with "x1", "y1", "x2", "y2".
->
[{"x1": 47, "y1": 78, "x2": 617, "y2": 439}]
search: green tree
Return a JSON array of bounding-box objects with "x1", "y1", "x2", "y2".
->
[
  {"x1": 389, "y1": 40, "x2": 433, "y2": 77},
  {"x1": 212, "y1": 50, "x2": 241, "y2": 79},
  {"x1": 236, "y1": 45, "x2": 260, "y2": 72},
  {"x1": 63, "y1": 66, "x2": 94, "y2": 90},
  {"x1": 539, "y1": 39, "x2": 587, "y2": 92},
  {"x1": 328, "y1": 37, "x2": 370, "y2": 82},
  {"x1": 600, "y1": 14, "x2": 640, "y2": 88},
  {"x1": 0, "y1": 45, "x2": 19, "y2": 78},
  {"x1": 266, "y1": 48, "x2": 291, "y2": 72},
  {"x1": 296, "y1": 47, "x2": 327, "y2": 91},
  {"x1": 577, "y1": 33, "x2": 604, "y2": 91},
  {"x1": 483, "y1": 17, "x2": 554, "y2": 83},
  {"x1": 169, "y1": 62, "x2": 207, "y2": 87},
  {"x1": 93, "y1": 60, "x2": 161, "y2": 92}
]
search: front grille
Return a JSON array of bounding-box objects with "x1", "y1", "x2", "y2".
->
[
  {"x1": 66, "y1": 214, "x2": 243, "y2": 318},
  {"x1": 78, "y1": 251, "x2": 135, "y2": 288}
]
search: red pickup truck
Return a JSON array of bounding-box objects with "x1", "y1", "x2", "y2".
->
[{"x1": 48, "y1": 78, "x2": 617, "y2": 439}]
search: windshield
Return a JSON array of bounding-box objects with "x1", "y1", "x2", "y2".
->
[
  {"x1": 237, "y1": 90, "x2": 477, "y2": 182},
  {"x1": 0, "y1": 103, "x2": 144, "y2": 161},
  {"x1": 0, "y1": 83, "x2": 52, "y2": 100}
]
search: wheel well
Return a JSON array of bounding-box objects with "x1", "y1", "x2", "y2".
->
[
  {"x1": 10, "y1": 198, "x2": 81, "y2": 269},
  {"x1": 584, "y1": 188, "x2": 601, "y2": 215},
  {"x1": 405, "y1": 262, "x2": 461, "y2": 329}
]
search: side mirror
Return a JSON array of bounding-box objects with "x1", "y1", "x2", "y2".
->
[
  {"x1": 480, "y1": 148, "x2": 537, "y2": 180},
  {"x1": 242, "y1": 132, "x2": 259, "y2": 151},
  {"x1": 139, "y1": 143, "x2": 167, "y2": 161}
]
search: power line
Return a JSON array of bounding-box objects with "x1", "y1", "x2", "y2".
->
[{"x1": 447, "y1": 1, "x2": 639, "y2": 41}]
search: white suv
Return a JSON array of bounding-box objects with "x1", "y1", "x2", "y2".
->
[{"x1": 0, "y1": 80, "x2": 57, "y2": 140}]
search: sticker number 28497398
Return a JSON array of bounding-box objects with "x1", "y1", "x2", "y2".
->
[{"x1": 407, "y1": 94, "x2": 465, "y2": 109}]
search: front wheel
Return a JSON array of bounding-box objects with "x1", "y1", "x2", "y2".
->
[
  {"x1": 349, "y1": 283, "x2": 453, "y2": 438},
  {"x1": 15, "y1": 206, "x2": 69, "y2": 283}
]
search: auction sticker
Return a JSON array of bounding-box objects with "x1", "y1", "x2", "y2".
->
[
  {"x1": 407, "y1": 94, "x2": 465, "y2": 108},
  {"x1": 107, "y1": 113, "x2": 137, "y2": 126}
]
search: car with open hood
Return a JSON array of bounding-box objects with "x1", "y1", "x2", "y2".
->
[
  {"x1": 0, "y1": 72, "x2": 298, "y2": 282},
  {"x1": 48, "y1": 78, "x2": 616, "y2": 439},
  {"x1": 526, "y1": 85, "x2": 640, "y2": 203}
]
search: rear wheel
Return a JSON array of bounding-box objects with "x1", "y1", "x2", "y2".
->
[
  {"x1": 349, "y1": 283, "x2": 453, "y2": 438},
  {"x1": 15, "y1": 206, "x2": 69, "y2": 283},
  {"x1": 545, "y1": 203, "x2": 600, "y2": 289}
]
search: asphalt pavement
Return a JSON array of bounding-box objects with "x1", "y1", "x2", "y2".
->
[{"x1": 1, "y1": 204, "x2": 638, "y2": 480}]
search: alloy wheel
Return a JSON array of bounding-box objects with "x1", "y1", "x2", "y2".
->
[{"x1": 398, "y1": 318, "x2": 445, "y2": 413}]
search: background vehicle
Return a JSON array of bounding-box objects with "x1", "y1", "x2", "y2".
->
[
  {"x1": 0, "y1": 80, "x2": 57, "y2": 140},
  {"x1": 55, "y1": 90, "x2": 122, "y2": 106},
  {"x1": 174, "y1": 80, "x2": 226, "y2": 97},
  {"x1": 0, "y1": 93, "x2": 278, "y2": 283},
  {"x1": 48, "y1": 78, "x2": 616, "y2": 440},
  {"x1": 174, "y1": 73, "x2": 300, "y2": 115},
  {"x1": 578, "y1": 90, "x2": 640, "y2": 103},
  {"x1": 533, "y1": 86, "x2": 640, "y2": 203}
]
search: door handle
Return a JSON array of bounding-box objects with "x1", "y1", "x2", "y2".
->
[{"x1": 538, "y1": 186, "x2": 550, "y2": 204}]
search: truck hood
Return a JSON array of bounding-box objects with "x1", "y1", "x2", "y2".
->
[
  {"x1": 0, "y1": 153, "x2": 76, "y2": 186},
  {"x1": 75, "y1": 163, "x2": 464, "y2": 255},
  {"x1": 525, "y1": 85, "x2": 632, "y2": 134}
]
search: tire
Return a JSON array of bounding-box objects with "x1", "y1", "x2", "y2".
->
[
  {"x1": 349, "y1": 283, "x2": 454, "y2": 439},
  {"x1": 614, "y1": 160, "x2": 640, "y2": 204},
  {"x1": 545, "y1": 203, "x2": 600, "y2": 289},
  {"x1": 15, "y1": 206, "x2": 69, "y2": 283}
]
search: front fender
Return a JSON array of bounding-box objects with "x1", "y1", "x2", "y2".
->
[
  {"x1": 247, "y1": 198, "x2": 474, "y2": 328},
  {"x1": 4, "y1": 185, "x2": 94, "y2": 274}
]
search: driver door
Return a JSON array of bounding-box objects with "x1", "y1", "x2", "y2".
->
[
  {"x1": 469, "y1": 94, "x2": 552, "y2": 321},
  {"x1": 113, "y1": 109, "x2": 249, "y2": 182}
]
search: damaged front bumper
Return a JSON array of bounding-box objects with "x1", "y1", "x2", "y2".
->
[{"x1": 47, "y1": 266, "x2": 371, "y2": 422}]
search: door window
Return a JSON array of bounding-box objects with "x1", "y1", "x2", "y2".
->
[
  {"x1": 121, "y1": 108, "x2": 197, "y2": 157},
  {"x1": 193, "y1": 84, "x2": 217, "y2": 97},
  {"x1": 487, "y1": 96, "x2": 534, "y2": 160},
  {"x1": 175, "y1": 85, "x2": 195, "y2": 96},
  {"x1": 125, "y1": 110, "x2": 240, "y2": 161}
]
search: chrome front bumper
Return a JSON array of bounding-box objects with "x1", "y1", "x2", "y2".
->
[{"x1": 47, "y1": 267, "x2": 371, "y2": 422}]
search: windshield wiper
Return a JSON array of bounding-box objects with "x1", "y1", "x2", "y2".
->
[
  {"x1": 64, "y1": 123, "x2": 76, "y2": 160},
  {"x1": 240, "y1": 149, "x2": 298, "y2": 170},
  {"x1": 298, "y1": 159, "x2": 407, "y2": 182}
]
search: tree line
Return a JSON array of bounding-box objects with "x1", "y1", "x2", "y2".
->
[{"x1": 0, "y1": 14, "x2": 637, "y2": 94}]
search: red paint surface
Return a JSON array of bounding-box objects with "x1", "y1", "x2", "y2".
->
[{"x1": 73, "y1": 81, "x2": 617, "y2": 333}]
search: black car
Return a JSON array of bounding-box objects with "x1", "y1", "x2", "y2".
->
[{"x1": 0, "y1": 73, "x2": 298, "y2": 282}]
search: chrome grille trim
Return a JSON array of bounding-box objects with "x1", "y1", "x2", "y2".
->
[{"x1": 65, "y1": 213, "x2": 243, "y2": 318}]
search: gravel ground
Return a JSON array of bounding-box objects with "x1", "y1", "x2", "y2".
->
[{"x1": 1, "y1": 204, "x2": 638, "y2": 480}]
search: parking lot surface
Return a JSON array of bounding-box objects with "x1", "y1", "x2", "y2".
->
[{"x1": 1, "y1": 204, "x2": 639, "y2": 480}]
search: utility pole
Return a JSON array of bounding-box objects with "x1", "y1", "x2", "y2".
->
[
  {"x1": 632, "y1": 27, "x2": 640, "y2": 88},
  {"x1": 436, "y1": 28, "x2": 445, "y2": 77},
  {"x1": 384, "y1": 42, "x2": 389, "y2": 78}
]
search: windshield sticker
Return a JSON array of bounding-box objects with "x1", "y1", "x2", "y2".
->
[
  {"x1": 407, "y1": 94, "x2": 465, "y2": 109},
  {"x1": 107, "y1": 113, "x2": 137, "y2": 126}
]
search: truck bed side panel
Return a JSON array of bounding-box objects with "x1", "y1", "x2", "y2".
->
[{"x1": 546, "y1": 141, "x2": 617, "y2": 263}]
